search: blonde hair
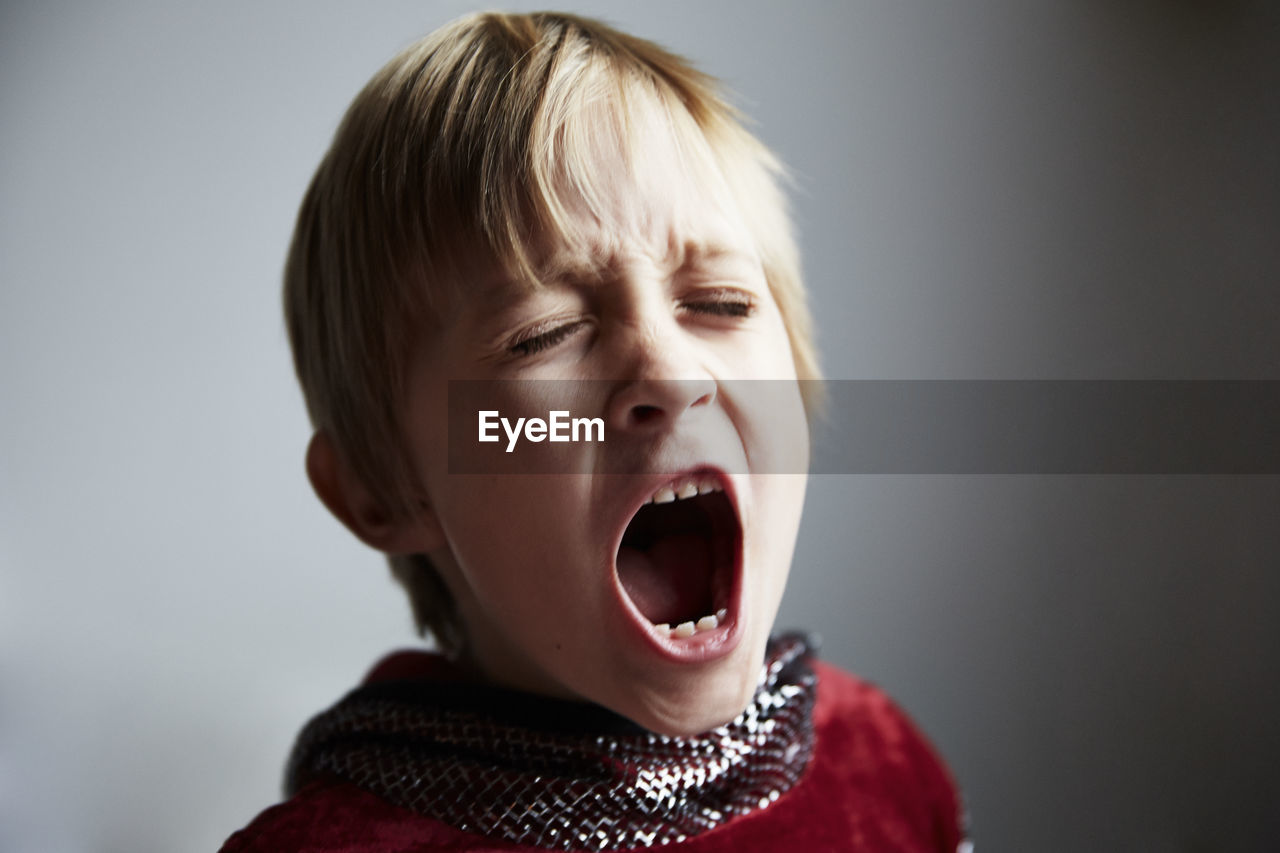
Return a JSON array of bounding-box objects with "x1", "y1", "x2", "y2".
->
[{"x1": 284, "y1": 11, "x2": 819, "y2": 652}]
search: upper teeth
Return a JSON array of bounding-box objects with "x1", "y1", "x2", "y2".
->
[{"x1": 646, "y1": 477, "x2": 722, "y2": 505}]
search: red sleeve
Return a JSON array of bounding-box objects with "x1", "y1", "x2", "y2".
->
[
  {"x1": 217, "y1": 779, "x2": 526, "y2": 853},
  {"x1": 807, "y1": 660, "x2": 967, "y2": 851}
]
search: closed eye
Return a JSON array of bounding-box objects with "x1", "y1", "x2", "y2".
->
[
  {"x1": 508, "y1": 320, "x2": 589, "y2": 357},
  {"x1": 680, "y1": 290, "x2": 756, "y2": 319}
]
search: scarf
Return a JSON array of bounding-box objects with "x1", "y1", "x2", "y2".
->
[{"x1": 285, "y1": 633, "x2": 816, "y2": 850}]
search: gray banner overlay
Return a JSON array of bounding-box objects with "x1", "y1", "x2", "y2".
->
[
  {"x1": 447, "y1": 380, "x2": 1280, "y2": 474},
  {"x1": 811, "y1": 380, "x2": 1278, "y2": 474}
]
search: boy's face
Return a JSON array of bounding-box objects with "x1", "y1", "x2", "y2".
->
[{"x1": 398, "y1": 106, "x2": 809, "y2": 736}]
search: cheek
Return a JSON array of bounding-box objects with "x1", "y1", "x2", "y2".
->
[
  {"x1": 728, "y1": 378, "x2": 809, "y2": 477},
  {"x1": 439, "y1": 478, "x2": 592, "y2": 597},
  {"x1": 716, "y1": 303, "x2": 800, "y2": 384},
  {"x1": 443, "y1": 480, "x2": 532, "y2": 560},
  {"x1": 750, "y1": 474, "x2": 807, "y2": 604},
  {"x1": 757, "y1": 311, "x2": 802, "y2": 381}
]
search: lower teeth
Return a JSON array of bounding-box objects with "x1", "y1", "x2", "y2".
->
[{"x1": 657, "y1": 609, "x2": 728, "y2": 638}]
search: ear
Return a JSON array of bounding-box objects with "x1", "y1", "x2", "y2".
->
[{"x1": 305, "y1": 431, "x2": 445, "y2": 555}]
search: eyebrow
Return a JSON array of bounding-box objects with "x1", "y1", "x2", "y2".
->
[
  {"x1": 679, "y1": 243, "x2": 761, "y2": 274},
  {"x1": 465, "y1": 278, "x2": 546, "y2": 349},
  {"x1": 535, "y1": 238, "x2": 758, "y2": 284},
  {"x1": 466, "y1": 238, "x2": 762, "y2": 344}
]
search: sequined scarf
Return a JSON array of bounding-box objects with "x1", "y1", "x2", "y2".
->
[{"x1": 285, "y1": 634, "x2": 816, "y2": 850}]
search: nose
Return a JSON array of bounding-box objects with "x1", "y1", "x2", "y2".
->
[
  {"x1": 605, "y1": 328, "x2": 716, "y2": 434},
  {"x1": 609, "y1": 377, "x2": 716, "y2": 432}
]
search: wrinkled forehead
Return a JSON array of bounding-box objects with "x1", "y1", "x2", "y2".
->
[
  {"x1": 422, "y1": 80, "x2": 756, "y2": 323},
  {"x1": 532, "y1": 89, "x2": 751, "y2": 268}
]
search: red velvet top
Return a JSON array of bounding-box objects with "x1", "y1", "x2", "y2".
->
[{"x1": 219, "y1": 653, "x2": 965, "y2": 852}]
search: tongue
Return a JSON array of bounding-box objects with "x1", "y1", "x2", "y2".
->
[{"x1": 617, "y1": 533, "x2": 712, "y2": 626}]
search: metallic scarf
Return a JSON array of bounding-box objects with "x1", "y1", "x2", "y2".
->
[{"x1": 286, "y1": 633, "x2": 816, "y2": 850}]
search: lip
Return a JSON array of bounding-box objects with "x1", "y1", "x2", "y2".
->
[{"x1": 609, "y1": 466, "x2": 745, "y2": 664}]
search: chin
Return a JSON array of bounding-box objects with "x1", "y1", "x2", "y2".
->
[{"x1": 611, "y1": 633, "x2": 768, "y2": 737}]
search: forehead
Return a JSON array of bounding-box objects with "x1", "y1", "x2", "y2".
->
[
  {"x1": 427, "y1": 90, "x2": 764, "y2": 330},
  {"x1": 531, "y1": 98, "x2": 758, "y2": 282}
]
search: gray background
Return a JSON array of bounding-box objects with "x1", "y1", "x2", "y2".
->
[{"x1": 2, "y1": 1, "x2": 1277, "y2": 851}]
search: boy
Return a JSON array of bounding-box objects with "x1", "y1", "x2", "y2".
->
[{"x1": 222, "y1": 11, "x2": 964, "y2": 851}]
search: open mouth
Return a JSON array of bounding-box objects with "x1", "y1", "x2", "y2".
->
[{"x1": 615, "y1": 473, "x2": 740, "y2": 638}]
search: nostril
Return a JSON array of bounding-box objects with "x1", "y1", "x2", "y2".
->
[
  {"x1": 611, "y1": 379, "x2": 716, "y2": 433},
  {"x1": 630, "y1": 404, "x2": 664, "y2": 426}
]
